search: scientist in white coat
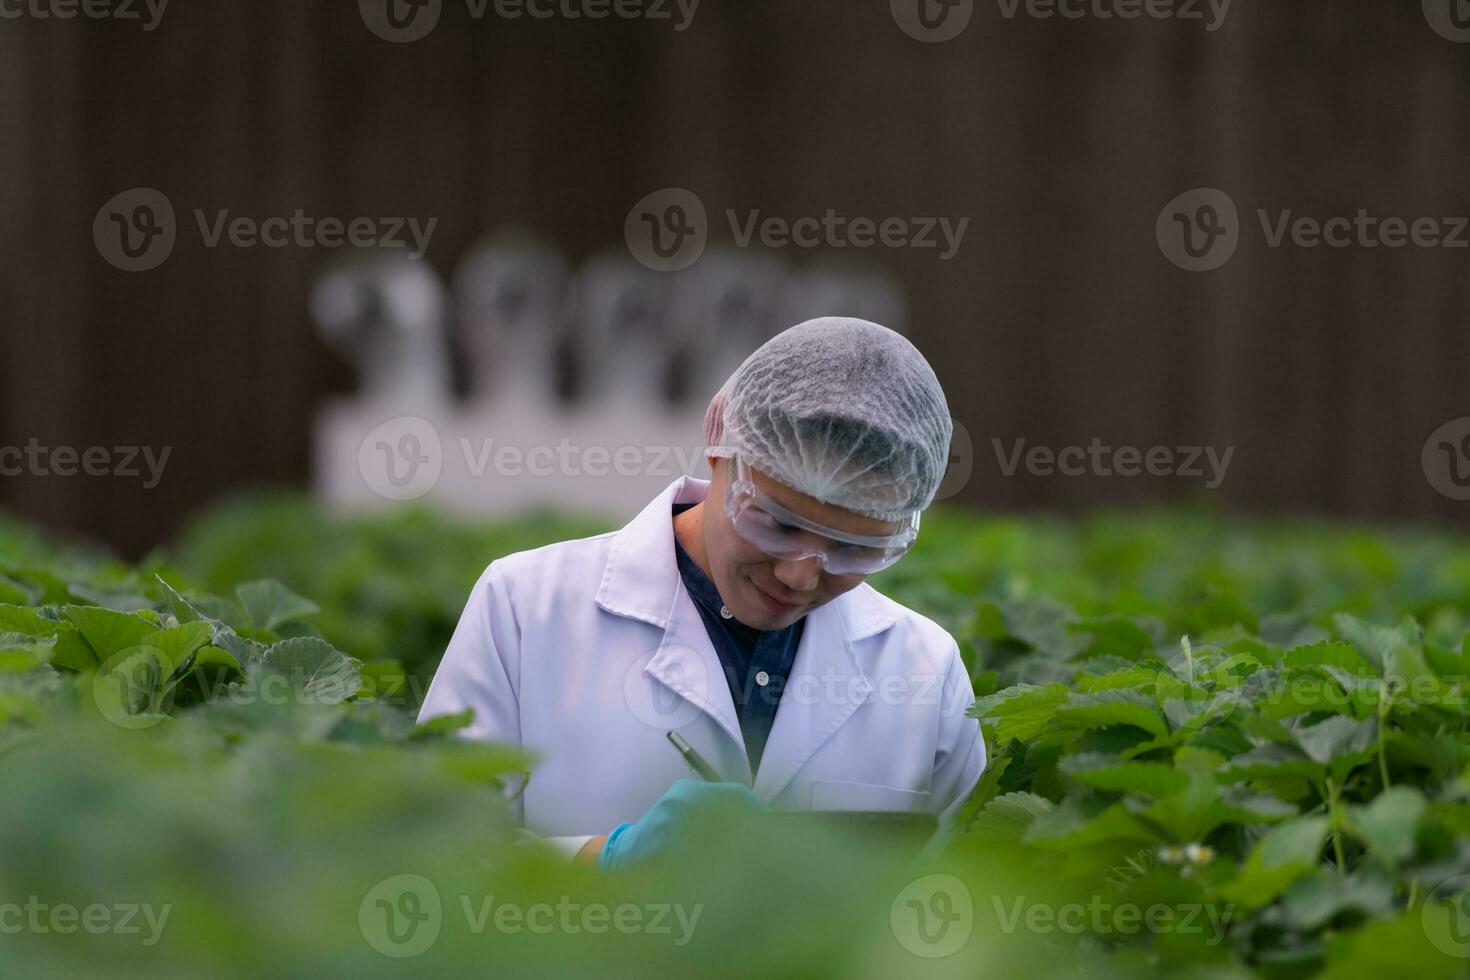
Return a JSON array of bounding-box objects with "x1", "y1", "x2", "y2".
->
[{"x1": 418, "y1": 317, "x2": 986, "y2": 867}]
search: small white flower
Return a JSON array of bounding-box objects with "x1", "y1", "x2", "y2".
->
[{"x1": 1184, "y1": 843, "x2": 1216, "y2": 864}]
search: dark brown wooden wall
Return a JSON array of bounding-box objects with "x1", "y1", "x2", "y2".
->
[{"x1": 2, "y1": 1, "x2": 1468, "y2": 556}]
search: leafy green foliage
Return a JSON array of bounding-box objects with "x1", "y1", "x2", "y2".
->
[{"x1": 4, "y1": 500, "x2": 1470, "y2": 977}]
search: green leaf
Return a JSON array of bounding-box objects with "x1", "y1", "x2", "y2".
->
[
  {"x1": 970, "y1": 683, "x2": 1069, "y2": 742},
  {"x1": 1281, "y1": 866, "x2": 1395, "y2": 931},
  {"x1": 1059, "y1": 752, "x2": 1190, "y2": 797},
  {"x1": 1174, "y1": 746, "x2": 1226, "y2": 775},
  {"x1": 0, "y1": 604, "x2": 94, "y2": 671},
  {"x1": 967, "y1": 791, "x2": 1054, "y2": 842},
  {"x1": 1320, "y1": 907, "x2": 1467, "y2": 980},
  {"x1": 1292, "y1": 716, "x2": 1377, "y2": 774},
  {"x1": 1332, "y1": 614, "x2": 1418, "y2": 673},
  {"x1": 1134, "y1": 775, "x2": 1223, "y2": 842},
  {"x1": 256, "y1": 637, "x2": 360, "y2": 704},
  {"x1": 1218, "y1": 815, "x2": 1330, "y2": 908},
  {"x1": 66, "y1": 584, "x2": 154, "y2": 613},
  {"x1": 0, "y1": 632, "x2": 56, "y2": 672},
  {"x1": 1055, "y1": 689, "x2": 1169, "y2": 737},
  {"x1": 1217, "y1": 743, "x2": 1322, "y2": 782},
  {"x1": 191, "y1": 645, "x2": 243, "y2": 674},
  {"x1": 1069, "y1": 615, "x2": 1158, "y2": 661},
  {"x1": 1281, "y1": 640, "x2": 1377, "y2": 677},
  {"x1": 155, "y1": 575, "x2": 203, "y2": 624},
  {"x1": 140, "y1": 621, "x2": 215, "y2": 679},
  {"x1": 410, "y1": 708, "x2": 476, "y2": 739},
  {"x1": 982, "y1": 596, "x2": 1088, "y2": 659},
  {"x1": 1024, "y1": 799, "x2": 1159, "y2": 849},
  {"x1": 236, "y1": 580, "x2": 320, "y2": 631},
  {"x1": 0, "y1": 576, "x2": 37, "y2": 605},
  {"x1": 62, "y1": 605, "x2": 156, "y2": 662},
  {"x1": 1346, "y1": 786, "x2": 1426, "y2": 867}
]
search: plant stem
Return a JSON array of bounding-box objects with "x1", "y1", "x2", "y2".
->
[
  {"x1": 1326, "y1": 777, "x2": 1347, "y2": 874},
  {"x1": 1377, "y1": 683, "x2": 1391, "y2": 789}
]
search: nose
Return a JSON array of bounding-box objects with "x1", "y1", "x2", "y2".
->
[{"x1": 772, "y1": 555, "x2": 821, "y2": 593}]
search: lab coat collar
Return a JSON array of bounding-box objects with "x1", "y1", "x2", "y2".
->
[{"x1": 595, "y1": 477, "x2": 899, "y2": 798}]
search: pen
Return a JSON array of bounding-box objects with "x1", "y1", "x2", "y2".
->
[{"x1": 666, "y1": 731, "x2": 720, "y2": 782}]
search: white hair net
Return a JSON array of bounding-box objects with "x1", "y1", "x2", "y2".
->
[{"x1": 702, "y1": 317, "x2": 953, "y2": 522}]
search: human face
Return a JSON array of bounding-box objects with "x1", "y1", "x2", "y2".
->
[{"x1": 700, "y1": 457, "x2": 905, "y2": 630}]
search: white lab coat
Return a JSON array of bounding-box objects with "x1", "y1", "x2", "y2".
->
[{"x1": 417, "y1": 475, "x2": 987, "y2": 845}]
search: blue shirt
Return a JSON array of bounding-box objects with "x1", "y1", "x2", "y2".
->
[{"x1": 671, "y1": 501, "x2": 803, "y2": 777}]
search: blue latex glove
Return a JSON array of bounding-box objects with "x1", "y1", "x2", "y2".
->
[{"x1": 599, "y1": 779, "x2": 766, "y2": 870}]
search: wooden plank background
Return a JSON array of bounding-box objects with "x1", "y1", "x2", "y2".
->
[{"x1": 2, "y1": 0, "x2": 1468, "y2": 556}]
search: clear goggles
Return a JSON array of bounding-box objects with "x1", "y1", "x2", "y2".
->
[{"x1": 723, "y1": 456, "x2": 919, "y2": 575}]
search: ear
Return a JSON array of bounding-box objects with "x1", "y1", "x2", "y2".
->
[{"x1": 701, "y1": 392, "x2": 727, "y2": 450}]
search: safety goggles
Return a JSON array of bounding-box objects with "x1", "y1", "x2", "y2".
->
[{"x1": 723, "y1": 456, "x2": 919, "y2": 575}]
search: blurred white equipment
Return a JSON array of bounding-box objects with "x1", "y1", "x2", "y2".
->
[
  {"x1": 312, "y1": 229, "x2": 912, "y2": 522},
  {"x1": 565, "y1": 251, "x2": 672, "y2": 407},
  {"x1": 664, "y1": 247, "x2": 788, "y2": 405},
  {"x1": 310, "y1": 249, "x2": 453, "y2": 405},
  {"x1": 452, "y1": 228, "x2": 568, "y2": 406}
]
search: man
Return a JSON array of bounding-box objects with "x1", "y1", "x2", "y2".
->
[{"x1": 417, "y1": 317, "x2": 986, "y2": 867}]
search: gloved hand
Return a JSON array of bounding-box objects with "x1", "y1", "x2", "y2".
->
[{"x1": 599, "y1": 779, "x2": 766, "y2": 870}]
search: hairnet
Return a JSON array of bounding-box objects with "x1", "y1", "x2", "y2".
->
[{"x1": 702, "y1": 317, "x2": 953, "y2": 522}]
